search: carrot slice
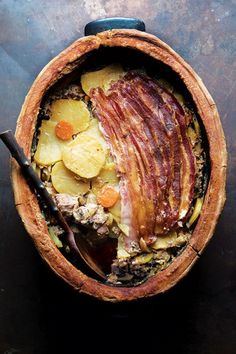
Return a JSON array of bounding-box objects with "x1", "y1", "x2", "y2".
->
[
  {"x1": 97, "y1": 185, "x2": 119, "y2": 208},
  {"x1": 55, "y1": 120, "x2": 74, "y2": 140}
]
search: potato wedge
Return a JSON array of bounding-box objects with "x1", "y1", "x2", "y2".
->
[
  {"x1": 51, "y1": 161, "x2": 90, "y2": 196},
  {"x1": 62, "y1": 135, "x2": 106, "y2": 178},
  {"x1": 34, "y1": 120, "x2": 67, "y2": 165},
  {"x1": 50, "y1": 99, "x2": 90, "y2": 133},
  {"x1": 81, "y1": 64, "x2": 124, "y2": 96}
]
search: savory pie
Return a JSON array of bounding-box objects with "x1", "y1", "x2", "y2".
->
[
  {"x1": 32, "y1": 63, "x2": 208, "y2": 285},
  {"x1": 12, "y1": 29, "x2": 226, "y2": 301}
]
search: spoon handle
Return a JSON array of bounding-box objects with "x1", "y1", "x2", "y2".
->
[
  {"x1": 0, "y1": 130, "x2": 80, "y2": 246},
  {"x1": 0, "y1": 130, "x2": 59, "y2": 214}
]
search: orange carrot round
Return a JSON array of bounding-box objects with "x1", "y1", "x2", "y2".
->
[
  {"x1": 97, "y1": 185, "x2": 119, "y2": 208},
  {"x1": 55, "y1": 120, "x2": 74, "y2": 140}
]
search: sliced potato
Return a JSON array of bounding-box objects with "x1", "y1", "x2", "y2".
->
[
  {"x1": 117, "y1": 235, "x2": 130, "y2": 259},
  {"x1": 50, "y1": 99, "x2": 90, "y2": 133},
  {"x1": 51, "y1": 161, "x2": 90, "y2": 196},
  {"x1": 81, "y1": 64, "x2": 124, "y2": 96},
  {"x1": 118, "y1": 223, "x2": 129, "y2": 237},
  {"x1": 92, "y1": 162, "x2": 119, "y2": 195},
  {"x1": 187, "y1": 198, "x2": 203, "y2": 227},
  {"x1": 99, "y1": 162, "x2": 119, "y2": 184},
  {"x1": 80, "y1": 118, "x2": 108, "y2": 152},
  {"x1": 132, "y1": 253, "x2": 153, "y2": 265},
  {"x1": 91, "y1": 176, "x2": 104, "y2": 196},
  {"x1": 34, "y1": 120, "x2": 67, "y2": 165},
  {"x1": 151, "y1": 231, "x2": 178, "y2": 250},
  {"x1": 62, "y1": 135, "x2": 106, "y2": 178},
  {"x1": 109, "y1": 198, "x2": 121, "y2": 223}
]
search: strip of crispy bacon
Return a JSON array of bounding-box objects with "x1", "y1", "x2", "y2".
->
[{"x1": 91, "y1": 72, "x2": 196, "y2": 253}]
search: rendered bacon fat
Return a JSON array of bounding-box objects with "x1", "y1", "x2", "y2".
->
[{"x1": 91, "y1": 72, "x2": 196, "y2": 253}]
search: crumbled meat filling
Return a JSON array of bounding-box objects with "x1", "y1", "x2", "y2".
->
[
  {"x1": 109, "y1": 250, "x2": 173, "y2": 284},
  {"x1": 108, "y1": 231, "x2": 191, "y2": 284},
  {"x1": 54, "y1": 192, "x2": 114, "y2": 237},
  {"x1": 54, "y1": 193, "x2": 78, "y2": 217}
]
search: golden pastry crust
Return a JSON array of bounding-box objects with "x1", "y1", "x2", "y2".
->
[{"x1": 11, "y1": 29, "x2": 227, "y2": 302}]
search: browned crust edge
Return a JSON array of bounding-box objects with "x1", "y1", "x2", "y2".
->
[{"x1": 11, "y1": 29, "x2": 227, "y2": 302}]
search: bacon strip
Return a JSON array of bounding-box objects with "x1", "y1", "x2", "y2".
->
[{"x1": 91, "y1": 73, "x2": 196, "y2": 253}]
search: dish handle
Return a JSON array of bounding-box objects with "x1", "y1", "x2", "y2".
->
[{"x1": 84, "y1": 17, "x2": 145, "y2": 36}]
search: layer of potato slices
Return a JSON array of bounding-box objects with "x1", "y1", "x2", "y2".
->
[
  {"x1": 81, "y1": 64, "x2": 125, "y2": 96},
  {"x1": 34, "y1": 98, "x2": 91, "y2": 165}
]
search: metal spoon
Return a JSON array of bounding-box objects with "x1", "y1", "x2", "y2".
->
[{"x1": 0, "y1": 130, "x2": 108, "y2": 280}]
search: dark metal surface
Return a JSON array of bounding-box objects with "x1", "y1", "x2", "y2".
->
[{"x1": 0, "y1": 1, "x2": 235, "y2": 353}]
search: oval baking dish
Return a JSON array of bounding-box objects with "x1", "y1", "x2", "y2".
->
[{"x1": 11, "y1": 18, "x2": 226, "y2": 302}]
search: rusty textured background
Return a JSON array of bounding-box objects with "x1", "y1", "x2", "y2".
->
[{"x1": 0, "y1": 1, "x2": 235, "y2": 353}]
